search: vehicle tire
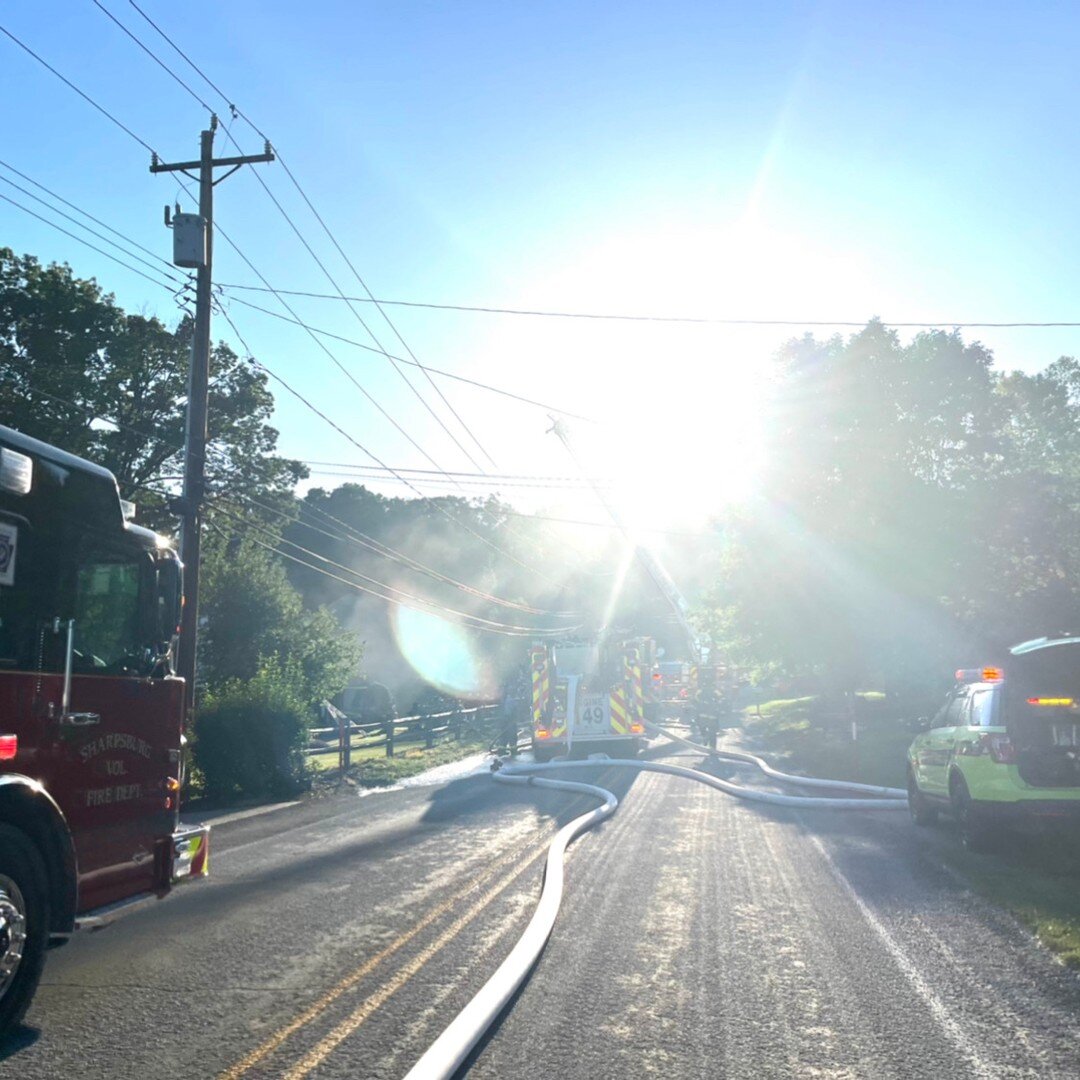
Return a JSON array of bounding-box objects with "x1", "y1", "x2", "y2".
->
[
  {"x1": 0, "y1": 825, "x2": 50, "y2": 1038},
  {"x1": 532, "y1": 744, "x2": 553, "y2": 764},
  {"x1": 949, "y1": 774, "x2": 997, "y2": 853},
  {"x1": 907, "y1": 770, "x2": 938, "y2": 827}
]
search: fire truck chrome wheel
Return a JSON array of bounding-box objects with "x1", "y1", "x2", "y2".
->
[{"x1": 0, "y1": 875, "x2": 27, "y2": 1000}]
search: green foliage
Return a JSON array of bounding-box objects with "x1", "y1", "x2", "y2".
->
[
  {"x1": 194, "y1": 661, "x2": 312, "y2": 803},
  {"x1": 0, "y1": 247, "x2": 306, "y2": 528},
  {"x1": 704, "y1": 321, "x2": 1080, "y2": 697},
  {"x1": 199, "y1": 535, "x2": 361, "y2": 706}
]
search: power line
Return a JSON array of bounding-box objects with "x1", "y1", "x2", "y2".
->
[
  {"x1": 234, "y1": 488, "x2": 576, "y2": 618},
  {"x1": 216, "y1": 282, "x2": 1080, "y2": 331},
  {"x1": 224, "y1": 294, "x2": 596, "y2": 422},
  {"x1": 208, "y1": 219, "x2": 470, "y2": 483},
  {"x1": 207, "y1": 498, "x2": 574, "y2": 637},
  {"x1": 0, "y1": 190, "x2": 186, "y2": 300},
  {"x1": 91, "y1": 0, "x2": 215, "y2": 113},
  {"x1": 302, "y1": 461, "x2": 609, "y2": 483},
  {"x1": 306, "y1": 469, "x2": 610, "y2": 491},
  {"x1": 214, "y1": 301, "x2": 578, "y2": 595},
  {"x1": 234, "y1": 157, "x2": 491, "y2": 474},
  {"x1": 0, "y1": 23, "x2": 157, "y2": 155},
  {"x1": 5, "y1": 365, "x2": 577, "y2": 619},
  {"x1": 2, "y1": 27, "x2": 583, "y2": 600},
  {"x1": 98, "y1": 1, "x2": 492, "y2": 479},
  {"x1": 0, "y1": 169, "x2": 185, "y2": 285},
  {"x1": 123, "y1": 0, "x2": 499, "y2": 472},
  {"x1": 0, "y1": 158, "x2": 181, "y2": 276}
]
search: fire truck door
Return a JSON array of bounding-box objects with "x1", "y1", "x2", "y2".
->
[{"x1": 55, "y1": 547, "x2": 180, "y2": 910}]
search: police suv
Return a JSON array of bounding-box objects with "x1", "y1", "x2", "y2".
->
[{"x1": 906, "y1": 637, "x2": 1080, "y2": 850}]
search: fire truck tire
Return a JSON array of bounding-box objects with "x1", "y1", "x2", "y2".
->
[{"x1": 0, "y1": 824, "x2": 49, "y2": 1037}]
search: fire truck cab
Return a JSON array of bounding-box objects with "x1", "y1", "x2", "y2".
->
[
  {"x1": 530, "y1": 637, "x2": 656, "y2": 761},
  {"x1": 0, "y1": 425, "x2": 209, "y2": 1034}
]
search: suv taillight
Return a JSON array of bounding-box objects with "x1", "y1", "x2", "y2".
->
[{"x1": 980, "y1": 732, "x2": 1016, "y2": 764}]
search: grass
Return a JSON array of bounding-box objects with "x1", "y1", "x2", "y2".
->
[
  {"x1": 308, "y1": 736, "x2": 491, "y2": 787},
  {"x1": 746, "y1": 694, "x2": 1080, "y2": 968},
  {"x1": 743, "y1": 694, "x2": 911, "y2": 790},
  {"x1": 942, "y1": 836, "x2": 1080, "y2": 969}
]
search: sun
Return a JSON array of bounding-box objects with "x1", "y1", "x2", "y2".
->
[{"x1": 462, "y1": 218, "x2": 875, "y2": 530}]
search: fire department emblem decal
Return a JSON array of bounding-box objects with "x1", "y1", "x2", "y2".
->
[{"x1": 0, "y1": 523, "x2": 17, "y2": 586}]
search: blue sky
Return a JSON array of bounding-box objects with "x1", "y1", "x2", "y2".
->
[{"x1": 3, "y1": 1, "x2": 1080, "y2": 525}]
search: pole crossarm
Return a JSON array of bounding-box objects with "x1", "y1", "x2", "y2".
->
[{"x1": 150, "y1": 147, "x2": 275, "y2": 174}]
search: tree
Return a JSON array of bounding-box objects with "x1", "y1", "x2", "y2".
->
[
  {"x1": 706, "y1": 322, "x2": 1018, "y2": 695},
  {"x1": 199, "y1": 533, "x2": 361, "y2": 706},
  {"x1": 0, "y1": 248, "x2": 305, "y2": 523}
]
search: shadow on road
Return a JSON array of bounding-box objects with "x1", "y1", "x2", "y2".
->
[{"x1": 0, "y1": 1023, "x2": 39, "y2": 1060}]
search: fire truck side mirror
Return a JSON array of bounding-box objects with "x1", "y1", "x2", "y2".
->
[{"x1": 144, "y1": 553, "x2": 183, "y2": 668}]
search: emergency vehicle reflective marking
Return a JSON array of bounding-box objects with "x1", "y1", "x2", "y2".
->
[{"x1": 609, "y1": 688, "x2": 630, "y2": 734}]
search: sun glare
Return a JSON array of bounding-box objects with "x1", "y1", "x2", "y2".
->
[
  {"x1": 391, "y1": 604, "x2": 495, "y2": 700},
  {"x1": 463, "y1": 219, "x2": 880, "y2": 529}
]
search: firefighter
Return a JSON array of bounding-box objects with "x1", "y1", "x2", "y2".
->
[
  {"x1": 694, "y1": 679, "x2": 721, "y2": 751},
  {"x1": 494, "y1": 669, "x2": 528, "y2": 757}
]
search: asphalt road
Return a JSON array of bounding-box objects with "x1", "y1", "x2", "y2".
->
[{"x1": 4, "y1": 745, "x2": 1080, "y2": 1079}]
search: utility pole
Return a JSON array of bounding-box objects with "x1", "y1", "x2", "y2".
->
[{"x1": 151, "y1": 117, "x2": 275, "y2": 721}]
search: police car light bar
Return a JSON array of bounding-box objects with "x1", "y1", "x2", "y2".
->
[{"x1": 955, "y1": 666, "x2": 1004, "y2": 683}]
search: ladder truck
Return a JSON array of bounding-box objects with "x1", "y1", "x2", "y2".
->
[{"x1": 0, "y1": 424, "x2": 209, "y2": 1034}]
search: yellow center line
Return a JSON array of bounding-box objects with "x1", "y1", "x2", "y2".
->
[
  {"x1": 218, "y1": 821, "x2": 562, "y2": 1080},
  {"x1": 281, "y1": 842, "x2": 549, "y2": 1079}
]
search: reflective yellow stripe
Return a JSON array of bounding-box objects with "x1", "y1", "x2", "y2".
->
[{"x1": 610, "y1": 692, "x2": 630, "y2": 734}]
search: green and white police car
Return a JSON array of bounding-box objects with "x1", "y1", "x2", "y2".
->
[{"x1": 907, "y1": 636, "x2": 1080, "y2": 850}]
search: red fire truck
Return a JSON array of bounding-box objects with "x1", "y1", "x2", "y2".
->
[{"x1": 0, "y1": 425, "x2": 209, "y2": 1034}]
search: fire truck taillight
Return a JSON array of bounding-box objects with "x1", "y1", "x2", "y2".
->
[
  {"x1": 630, "y1": 723, "x2": 644, "y2": 734},
  {"x1": 535, "y1": 729, "x2": 551, "y2": 739},
  {"x1": 0, "y1": 734, "x2": 16, "y2": 760}
]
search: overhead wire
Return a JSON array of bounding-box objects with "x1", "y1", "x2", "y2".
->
[
  {"x1": 213, "y1": 300, "x2": 577, "y2": 594},
  {"x1": 0, "y1": 22, "x2": 157, "y2": 154},
  {"x1": 231, "y1": 488, "x2": 576, "y2": 617},
  {"x1": 300, "y1": 462, "x2": 609, "y2": 483},
  {"x1": 3, "y1": 21, "x2": 661, "y2": 601},
  {"x1": 216, "y1": 282, "x2": 1080, "y2": 331},
  {"x1": 100, "y1": 0, "x2": 491, "y2": 478},
  {"x1": 0, "y1": 158, "x2": 183, "y2": 278},
  {"x1": 115, "y1": 0, "x2": 582, "y2": 571},
  {"x1": 0, "y1": 190, "x2": 187, "y2": 301},
  {"x1": 124, "y1": 0, "x2": 499, "y2": 472},
  {"x1": 225, "y1": 294, "x2": 597, "y2": 421},
  {"x1": 6, "y1": 361, "x2": 575, "y2": 620},
  {"x1": 206, "y1": 497, "x2": 575, "y2": 637},
  {"x1": 0, "y1": 171, "x2": 186, "y2": 286}
]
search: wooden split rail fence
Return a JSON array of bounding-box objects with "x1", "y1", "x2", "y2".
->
[{"x1": 308, "y1": 702, "x2": 519, "y2": 771}]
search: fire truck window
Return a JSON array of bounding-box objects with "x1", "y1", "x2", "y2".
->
[
  {"x1": 73, "y1": 557, "x2": 142, "y2": 673},
  {"x1": 0, "y1": 518, "x2": 35, "y2": 668}
]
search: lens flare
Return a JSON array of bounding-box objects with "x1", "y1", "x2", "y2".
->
[{"x1": 391, "y1": 604, "x2": 495, "y2": 700}]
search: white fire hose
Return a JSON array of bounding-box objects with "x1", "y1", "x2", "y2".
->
[
  {"x1": 403, "y1": 726, "x2": 906, "y2": 1079},
  {"x1": 645, "y1": 720, "x2": 908, "y2": 799}
]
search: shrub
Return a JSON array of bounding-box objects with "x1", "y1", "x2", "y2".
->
[{"x1": 194, "y1": 661, "x2": 312, "y2": 803}]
